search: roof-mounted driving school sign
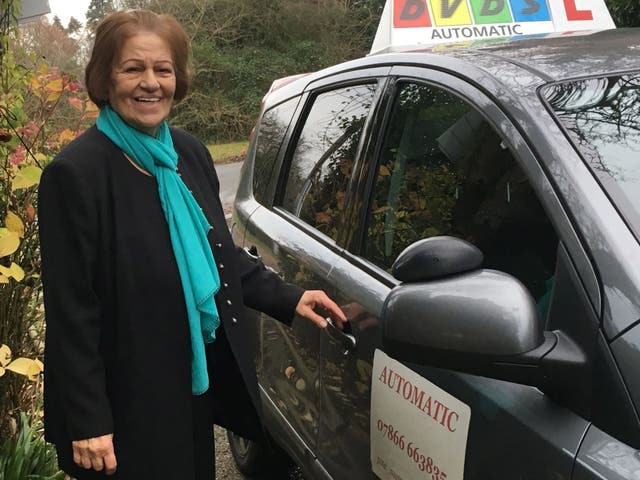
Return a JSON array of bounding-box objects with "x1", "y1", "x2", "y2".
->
[{"x1": 371, "y1": 0, "x2": 616, "y2": 53}]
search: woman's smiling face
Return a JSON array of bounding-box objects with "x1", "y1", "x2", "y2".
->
[{"x1": 109, "y1": 32, "x2": 176, "y2": 136}]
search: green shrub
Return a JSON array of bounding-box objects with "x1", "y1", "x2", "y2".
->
[
  {"x1": 0, "y1": 412, "x2": 63, "y2": 480},
  {"x1": 606, "y1": 0, "x2": 640, "y2": 27}
]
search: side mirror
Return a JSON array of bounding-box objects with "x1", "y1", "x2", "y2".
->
[
  {"x1": 381, "y1": 237, "x2": 585, "y2": 392},
  {"x1": 391, "y1": 236, "x2": 483, "y2": 282},
  {"x1": 383, "y1": 269, "x2": 544, "y2": 358}
]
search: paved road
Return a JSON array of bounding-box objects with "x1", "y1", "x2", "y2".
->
[
  {"x1": 215, "y1": 425, "x2": 245, "y2": 479},
  {"x1": 213, "y1": 160, "x2": 244, "y2": 478},
  {"x1": 215, "y1": 160, "x2": 244, "y2": 214}
]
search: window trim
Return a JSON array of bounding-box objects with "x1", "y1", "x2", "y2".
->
[
  {"x1": 292, "y1": 122, "x2": 363, "y2": 217},
  {"x1": 251, "y1": 95, "x2": 304, "y2": 207},
  {"x1": 346, "y1": 67, "x2": 600, "y2": 317},
  {"x1": 358, "y1": 79, "x2": 503, "y2": 272},
  {"x1": 273, "y1": 78, "x2": 385, "y2": 248}
]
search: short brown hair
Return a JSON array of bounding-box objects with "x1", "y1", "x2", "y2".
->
[{"x1": 85, "y1": 10, "x2": 190, "y2": 107}]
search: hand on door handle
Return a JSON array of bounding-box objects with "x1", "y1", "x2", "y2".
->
[
  {"x1": 326, "y1": 317, "x2": 357, "y2": 354},
  {"x1": 295, "y1": 290, "x2": 347, "y2": 329}
]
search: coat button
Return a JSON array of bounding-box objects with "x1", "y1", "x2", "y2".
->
[
  {"x1": 216, "y1": 243, "x2": 223, "y2": 248},
  {"x1": 223, "y1": 283, "x2": 229, "y2": 289},
  {"x1": 218, "y1": 263, "x2": 224, "y2": 270},
  {"x1": 226, "y1": 299, "x2": 232, "y2": 306},
  {"x1": 232, "y1": 318, "x2": 238, "y2": 324}
]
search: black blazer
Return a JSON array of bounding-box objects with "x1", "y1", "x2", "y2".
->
[{"x1": 38, "y1": 126, "x2": 303, "y2": 477}]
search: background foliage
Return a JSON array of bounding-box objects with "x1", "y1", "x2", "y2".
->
[
  {"x1": 86, "y1": 0, "x2": 385, "y2": 142},
  {"x1": 606, "y1": 0, "x2": 640, "y2": 27},
  {"x1": 79, "y1": 0, "x2": 638, "y2": 143},
  {"x1": 0, "y1": 3, "x2": 96, "y2": 477}
]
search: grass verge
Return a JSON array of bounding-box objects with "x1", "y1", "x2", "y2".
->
[{"x1": 207, "y1": 141, "x2": 249, "y2": 165}]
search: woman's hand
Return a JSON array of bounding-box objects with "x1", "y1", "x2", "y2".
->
[
  {"x1": 72, "y1": 433, "x2": 117, "y2": 475},
  {"x1": 295, "y1": 290, "x2": 347, "y2": 329}
]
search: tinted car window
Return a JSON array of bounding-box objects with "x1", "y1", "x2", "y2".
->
[
  {"x1": 281, "y1": 84, "x2": 376, "y2": 241},
  {"x1": 542, "y1": 73, "x2": 640, "y2": 238},
  {"x1": 253, "y1": 97, "x2": 300, "y2": 205},
  {"x1": 364, "y1": 81, "x2": 557, "y2": 301}
]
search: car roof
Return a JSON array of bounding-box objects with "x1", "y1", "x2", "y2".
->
[
  {"x1": 265, "y1": 28, "x2": 640, "y2": 108},
  {"x1": 439, "y1": 28, "x2": 640, "y2": 82}
]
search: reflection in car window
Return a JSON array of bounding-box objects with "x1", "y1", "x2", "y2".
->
[
  {"x1": 281, "y1": 84, "x2": 376, "y2": 241},
  {"x1": 364, "y1": 82, "x2": 558, "y2": 301},
  {"x1": 543, "y1": 74, "x2": 640, "y2": 236},
  {"x1": 253, "y1": 97, "x2": 300, "y2": 205}
]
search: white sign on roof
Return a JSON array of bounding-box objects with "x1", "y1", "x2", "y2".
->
[
  {"x1": 18, "y1": 0, "x2": 51, "y2": 25},
  {"x1": 371, "y1": 0, "x2": 616, "y2": 54}
]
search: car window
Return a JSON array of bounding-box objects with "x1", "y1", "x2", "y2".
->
[
  {"x1": 252, "y1": 97, "x2": 300, "y2": 205},
  {"x1": 542, "y1": 73, "x2": 640, "y2": 239},
  {"x1": 363, "y1": 81, "x2": 558, "y2": 302},
  {"x1": 281, "y1": 84, "x2": 376, "y2": 241}
]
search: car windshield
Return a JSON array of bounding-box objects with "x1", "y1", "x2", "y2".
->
[{"x1": 542, "y1": 73, "x2": 640, "y2": 236}]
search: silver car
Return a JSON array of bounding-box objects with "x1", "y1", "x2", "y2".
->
[{"x1": 228, "y1": 27, "x2": 640, "y2": 480}]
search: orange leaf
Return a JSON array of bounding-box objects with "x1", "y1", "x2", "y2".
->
[
  {"x1": 28, "y1": 360, "x2": 44, "y2": 380},
  {"x1": 6, "y1": 357, "x2": 42, "y2": 380},
  {"x1": 0, "y1": 344, "x2": 11, "y2": 367},
  {"x1": 25, "y1": 201, "x2": 35, "y2": 223},
  {"x1": 379, "y1": 165, "x2": 391, "y2": 176},
  {"x1": 29, "y1": 77, "x2": 43, "y2": 98},
  {"x1": 46, "y1": 91, "x2": 62, "y2": 103},
  {"x1": 0, "y1": 262, "x2": 25, "y2": 281},
  {"x1": 45, "y1": 78, "x2": 63, "y2": 93},
  {"x1": 6, "y1": 211, "x2": 24, "y2": 237},
  {"x1": 58, "y1": 129, "x2": 76, "y2": 145},
  {"x1": 0, "y1": 231, "x2": 20, "y2": 258},
  {"x1": 68, "y1": 97, "x2": 84, "y2": 111},
  {"x1": 84, "y1": 101, "x2": 99, "y2": 119},
  {"x1": 315, "y1": 211, "x2": 331, "y2": 224}
]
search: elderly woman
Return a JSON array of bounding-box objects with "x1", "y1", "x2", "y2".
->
[{"x1": 38, "y1": 10, "x2": 345, "y2": 479}]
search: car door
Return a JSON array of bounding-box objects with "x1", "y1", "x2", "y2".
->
[
  {"x1": 241, "y1": 69, "x2": 390, "y2": 477},
  {"x1": 312, "y1": 69, "x2": 609, "y2": 480}
]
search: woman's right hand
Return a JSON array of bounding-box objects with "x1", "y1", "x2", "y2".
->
[{"x1": 72, "y1": 433, "x2": 117, "y2": 474}]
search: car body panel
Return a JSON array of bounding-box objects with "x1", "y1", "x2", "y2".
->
[
  {"x1": 574, "y1": 425, "x2": 640, "y2": 480},
  {"x1": 317, "y1": 248, "x2": 590, "y2": 480},
  {"x1": 611, "y1": 325, "x2": 640, "y2": 425}
]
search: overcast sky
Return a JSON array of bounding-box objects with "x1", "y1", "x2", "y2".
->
[{"x1": 47, "y1": 0, "x2": 90, "y2": 26}]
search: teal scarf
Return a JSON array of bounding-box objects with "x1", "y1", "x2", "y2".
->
[{"x1": 97, "y1": 106, "x2": 220, "y2": 395}]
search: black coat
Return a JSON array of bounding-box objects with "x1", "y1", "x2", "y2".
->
[{"x1": 38, "y1": 126, "x2": 303, "y2": 479}]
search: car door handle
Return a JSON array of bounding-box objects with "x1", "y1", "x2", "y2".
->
[{"x1": 326, "y1": 317, "x2": 357, "y2": 354}]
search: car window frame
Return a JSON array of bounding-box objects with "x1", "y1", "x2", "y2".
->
[
  {"x1": 286, "y1": 84, "x2": 377, "y2": 219},
  {"x1": 271, "y1": 67, "x2": 392, "y2": 250},
  {"x1": 343, "y1": 67, "x2": 600, "y2": 313},
  {"x1": 249, "y1": 94, "x2": 305, "y2": 208}
]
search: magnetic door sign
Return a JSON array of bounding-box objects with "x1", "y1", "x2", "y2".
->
[
  {"x1": 371, "y1": 0, "x2": 615, "y2": 52},
  {"x1": 370, "y1": 350, "x2": 471, "y2": 480}
]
